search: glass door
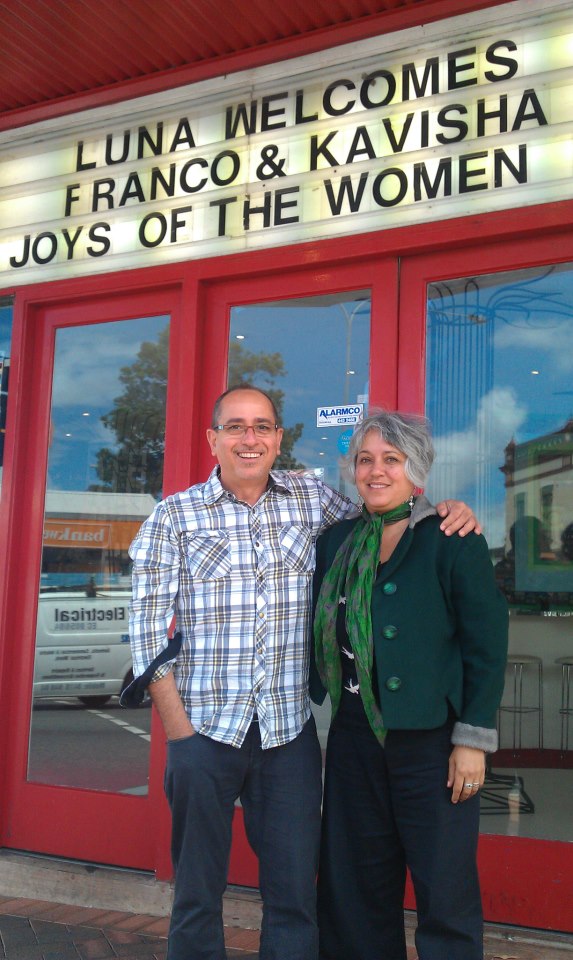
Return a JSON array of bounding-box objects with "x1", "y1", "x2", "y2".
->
[
  {"x1": 29, "y1": 315, "x2": 169, "y2": 793},
  {"x1": 399, "y1": 236, "x2": 573, "y2": 932},
  {"x1": 201, "y1": 259, "x2": 398, "y2": 885},
  {"x1": 3, "y1": 286, "x2": 181, "y2": 870},
  {"x1": 425, "y1": 262, "x2": 573, "y2": 830}
]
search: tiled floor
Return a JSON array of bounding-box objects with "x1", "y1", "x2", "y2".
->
[
  {"x1": 0, "y1": 895, "x2": 572, "y2": 959},
  {"x1": 0, "y1": 897, "x2": 260, "y2": 959}
]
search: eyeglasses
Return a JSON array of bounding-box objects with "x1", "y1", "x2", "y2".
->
[{"x1": 215, "y1": 422, "x2": 279, "y2": 438}]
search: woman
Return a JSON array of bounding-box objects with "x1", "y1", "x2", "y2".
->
[{"x1": 313, "y1": 410, "x2": 508, "y2": 960}]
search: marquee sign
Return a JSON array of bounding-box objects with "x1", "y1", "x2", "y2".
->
[{"x1": 0, "y1": 0, "x2": 571, "y2": 285}]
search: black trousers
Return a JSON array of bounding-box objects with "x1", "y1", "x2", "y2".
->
[
  {"x1": 317, "y1": 715, "x2": 483, "y2": 960},
  {"x1": 165, "y1": 717, "x2": 322, "y2": 960}
]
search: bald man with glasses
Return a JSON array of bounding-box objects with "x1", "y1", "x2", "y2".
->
[{"x1": 125, "y1": 384, "x2": 478, "y2": 960}]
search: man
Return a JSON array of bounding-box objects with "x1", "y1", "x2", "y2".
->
[{"x1": 125, "y1": 385, "x2": 478, "y2": 960}]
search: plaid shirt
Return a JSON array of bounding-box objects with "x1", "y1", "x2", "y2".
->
[{"x1": 129, "y1": 467, "x2": 355, "y2": 748}]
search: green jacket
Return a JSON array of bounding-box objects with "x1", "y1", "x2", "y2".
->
[{"x1": 312, "y1": 497, "x2": 509, "y2": 752}]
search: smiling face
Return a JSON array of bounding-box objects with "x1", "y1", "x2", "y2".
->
[
  {"x1": 354, "y1": 430, "x2": 415, "y2": 514},
  {"x1": 206, "y1": 388, "x2": 283, "y2": 504}
]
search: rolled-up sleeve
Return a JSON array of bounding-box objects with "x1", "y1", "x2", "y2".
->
[
  {"x1": 129, "y1": 501, "x2": 181, "y2": 681},
  {"x1": 318, "y1": 481, "x2": 357, "y2": 532}
]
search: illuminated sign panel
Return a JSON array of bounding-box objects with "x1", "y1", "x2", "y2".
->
[{"x1": 0, "y1": 0, "x2": 571, "y2": 284}]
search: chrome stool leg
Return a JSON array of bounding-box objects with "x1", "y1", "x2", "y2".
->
[
  {"x1": 499, "y1": 655, "x2": 543, "y2": 755},
  {"x1": 556, "y1": 657, "x2": 573, "y2": 754}
]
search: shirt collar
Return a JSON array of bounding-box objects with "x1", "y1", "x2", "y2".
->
[{"x1": 201, "y1": 466, "x2": 292, "y2": 506}]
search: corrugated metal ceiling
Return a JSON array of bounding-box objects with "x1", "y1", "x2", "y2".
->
[{"x1": 1, "y1": 0, "x2": 438, "y2": 120}]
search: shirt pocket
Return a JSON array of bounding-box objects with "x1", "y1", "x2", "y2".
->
[
  {"x1": 180, "y1": 531, "x2": 231, "y2": 580},
  {"x1": 278, "y1": 524, "x2": 315, "y2": 573}
]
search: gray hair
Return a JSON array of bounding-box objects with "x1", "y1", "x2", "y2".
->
[{"x1": 343, "y1": 409, "x2": 434, "y2": 489}]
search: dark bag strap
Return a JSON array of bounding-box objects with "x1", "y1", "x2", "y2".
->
[{"x1": 119, "y1": 631, "x2": 183, "y2": 708}]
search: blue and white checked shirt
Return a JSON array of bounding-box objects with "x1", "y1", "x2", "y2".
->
[{"x1": 129, "y1": 467, "x2": 355, "y2": 749}]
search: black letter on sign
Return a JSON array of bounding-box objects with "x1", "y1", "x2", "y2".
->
[
  {"x1": 372, "y1": 169, "x2": 408, "y2": 207},
  {"x1": 274, "y1": 188, "x2": 299, "y2": 225},
  {"x1": 32, "y1": 233, "x2": 58, "y2": 264},
  {"x1": 76, "y1": 141, "x2": 96, "y2": 171},
  {"x1": 65, "y1": 184, "x2": 81, "y2": 217},
  {"x1": 210, "y1": 197, "x2": 238, "y2": 236},
  {"x1": 87, "y1": 222, "x2": 111, "y2": 257},
  {"x1": 485, "y1": 41, "x2": 518, "y2": 82},
  {"x1": 62, "y1": 227, "x2": 83, "y2": 260},
  {"x1": 323, "y1": 174, "x2": 368, "y2": 216},
  {"x1": 9, "y1": 235, "x2": 31, "y2": 268},
  {"x1": 139, "y1": 213, "x2": 168, "y2": 247}
]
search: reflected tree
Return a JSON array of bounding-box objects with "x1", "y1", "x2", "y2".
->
[
  {"x1": 90, "y1": 326, "x2": 169, "y2": 498},
  {"x1": 228, "y1": 341, "x2": 304, "y2": 470},
  {"x1": 90, "y1": 331, "x2": 304, "y2": 496}
]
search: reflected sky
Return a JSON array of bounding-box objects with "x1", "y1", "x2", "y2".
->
[
  {"x1": 0, "y1": 303, "x2": 12, "y2": 356},
  {"x1": 230, "y1": 295, "x2": 371, "y2": 490},
  {"x1": 425, "y1": 263, "x2": 573, "y2": 549},
  {"x1": 48, "y1": 315, "x2": 169, "y2": 491}
]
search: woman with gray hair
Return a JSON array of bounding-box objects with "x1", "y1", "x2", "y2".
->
[{"x1": 312, "y1": 410, "x2": 508, "y2": 960}]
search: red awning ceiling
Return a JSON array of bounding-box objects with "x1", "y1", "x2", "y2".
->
[{"x1": 1, "y1": 0, "x2": 505, "y2": 123}]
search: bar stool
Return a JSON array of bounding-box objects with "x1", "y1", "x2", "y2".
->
[
  {"x1": 498, "y1": 654, "x2": 543, "y2": 753},
  {"x1": 556, "y1": 656, "x2": 573, "y2": 753}
]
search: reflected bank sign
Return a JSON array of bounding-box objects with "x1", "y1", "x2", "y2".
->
[{"x1": 0, "y1": 0, "x2": 572, "y2": 283}]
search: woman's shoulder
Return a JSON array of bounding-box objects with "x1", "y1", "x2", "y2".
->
[{"x1": 414, "y1": 510, "x2": 491, "y2": 563}]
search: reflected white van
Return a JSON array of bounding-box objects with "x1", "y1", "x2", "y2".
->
[{"x1": 33, "y1": 590, "x2": 134, "y2": 706}]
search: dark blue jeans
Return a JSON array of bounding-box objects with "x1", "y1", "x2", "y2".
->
[
  {"x1": 318, "y1": 716, "x2": 483, "y2": 960},
  {"x1": 164, "y1": 716, "x2": 322, "y2": 960}
]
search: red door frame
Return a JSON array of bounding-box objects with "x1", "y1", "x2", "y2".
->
[
  {"x1": 0, "y1": 282, "x2": 192, "y2": 870},
  {"x1": 0, "y1": 249, "x2": 398, "y2": 878},
  {"x1": 399, "y1": 231, "x2": 573, "y2": 933},
  {"x1": 202, "y1": 256, "x2": 400, "y2": 886},
  {"x1": 0, "y1": 199, "x2": 572, "y2": 922}
]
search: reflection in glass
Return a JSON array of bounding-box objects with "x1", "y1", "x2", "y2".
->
[
  {"x1": 229, "y1": 292, "x2": 371, "y2": 499},
  {"x1": 425, "y1": 263, "x2": 573, "y2": 843},
  {"x1": 229, "y1": 291, "x2": 371, "y2": 748},
  {"x1": 0, "y1": 297, "x2": 14, "y2": 506},
  {"x1": 28, "y1": 315, "x2": 169, "y2": 794}
]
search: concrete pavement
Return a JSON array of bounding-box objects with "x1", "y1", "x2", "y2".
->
[{"x1": 0, "y1": 851, "x2": 571, "y2": 959}]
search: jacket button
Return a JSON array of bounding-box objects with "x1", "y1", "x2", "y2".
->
[
  {"x1": 386, "y1": 676, "x2": 402, "y2": 692},
  {"x1": 382, "y1": 624, "x2": 398, "y2": 639},
  {"x1": 383, "y1": 582, "x2": 397, "y2": 595}
]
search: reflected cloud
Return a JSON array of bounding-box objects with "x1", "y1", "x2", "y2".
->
[
  {"x1": 428, "y1": 387, "x2": 527, "y2": 500},
  {"x1": 494, "y1": 322, "x2": 573, "y2": 373},
  {"x1": 51, "y1": 318, "x2": 168, "y2": 408}
]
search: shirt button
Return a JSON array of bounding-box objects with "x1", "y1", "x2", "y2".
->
[
  {"x1": 382, "y1": 625, "x2": 398, "y2": 639},
  {"x1": 386, "y1": 676, "x2": 402, "y2": 692},
  {"x1": 383, "y1": 582, "x2": 397, "y2": 595}
]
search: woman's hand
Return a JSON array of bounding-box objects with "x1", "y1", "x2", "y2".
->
[
  {"x1": 436, "y1": 500, "x2": 482, "y2": 537},
  {"x1": 448, "y1": 746, "x2": 486, "y2": 803}
]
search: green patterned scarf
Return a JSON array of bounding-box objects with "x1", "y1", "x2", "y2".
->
[{"x1": 314, "y1": 500, "x2": 413, "y2": 744}]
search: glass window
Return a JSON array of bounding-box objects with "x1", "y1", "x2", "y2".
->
[
  {"x1": 228, "y1": 291, "x2": 371, "y2": 745},
  {"x1": 425, "y1": 263, "x2": 573, "y2": 842},
  {"x1": 28, "y1": 315, "x2": 169, "y2": 793},
  {"x1": 229, "y1": 292, "x2": 371, "y2": 500},
  {"x1": 0, "y1": 297, "x2": 13, "y2": 504}
]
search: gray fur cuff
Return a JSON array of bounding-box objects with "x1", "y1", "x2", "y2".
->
[{"x1": 452, "y1": 721, "x2": 498, "y2": 753}]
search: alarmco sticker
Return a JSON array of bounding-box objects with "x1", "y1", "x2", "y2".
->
[{"x1": 316, "y1": 404, "x2": 363, "y2": 427}]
